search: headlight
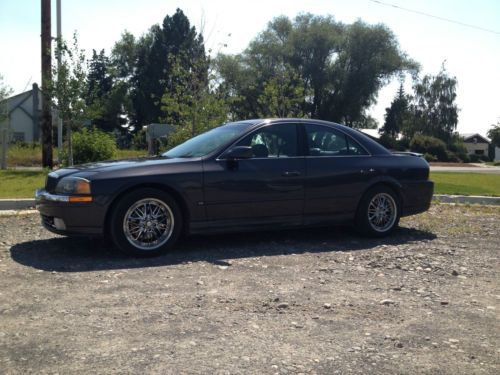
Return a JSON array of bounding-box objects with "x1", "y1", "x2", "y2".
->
[{"x1": 55, "y1": 177, "x2": 91, "y2": 195}]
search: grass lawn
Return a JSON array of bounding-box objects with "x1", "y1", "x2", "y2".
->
[
  {"x1": 0, "y1": 170, "x2": 47, "y2": 199},
  {"x1": 1, "y1": 170, "x2": 499, "y2": 199},
  {"x1": 7, "y1": 144, "x2": 148, "y2": 167},
  {"x1": 115, "y1": 149, "x2": 148, "y2": 159},
  {"x1": 431, "y1": 172, "x2": 500, "y2": 196}
]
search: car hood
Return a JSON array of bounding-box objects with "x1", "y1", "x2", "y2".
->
[{"x1": 49, "y1": 157, "x2": 196, "y2": 180}]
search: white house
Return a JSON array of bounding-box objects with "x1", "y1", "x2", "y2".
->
[
  {"x1": 0, "y1": 84, "x2": 42, "y2": 143},
  {"x1": 461, "y1": 133, "x2": 490, "y2": 158}
]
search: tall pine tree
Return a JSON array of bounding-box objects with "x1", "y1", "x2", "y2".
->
[{"x1": 131, "y1": 9, "x2": 207, "y2": 128}]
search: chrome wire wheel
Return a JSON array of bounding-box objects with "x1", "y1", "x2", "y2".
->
[
  {"x1": 122, "y1": 198, "x2": 174, "y2": 251},
  {"x1": 367, "y1": 192, "x2": 397, "y2": 233}
]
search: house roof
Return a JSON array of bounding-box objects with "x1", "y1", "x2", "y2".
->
[{"x1": 462, "y1": 133, "x2": 490, "y2": 144}]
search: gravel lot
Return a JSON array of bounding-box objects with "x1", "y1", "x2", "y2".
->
[{"x1": 0, "y1": 204, "x2": 499, "y2": 374}]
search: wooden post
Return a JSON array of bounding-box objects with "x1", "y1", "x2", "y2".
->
[{"x1": 41, "y1": 0, "x2": 53, "y2": 168}]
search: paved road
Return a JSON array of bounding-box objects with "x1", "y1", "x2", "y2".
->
[{"x1": 430, "y1": 166, "x2": 500, "y2": 174}]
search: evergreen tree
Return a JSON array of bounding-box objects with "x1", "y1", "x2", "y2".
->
[
  {"x1": 380, "y1": 83, "x2": 409, "y2": 138},
  {"x1": 131, "y1": 9, "x2": 207, "y2": 127}
]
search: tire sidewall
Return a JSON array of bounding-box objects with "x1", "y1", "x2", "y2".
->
[
  {"x1": 356, "y1": 185, "x2": 400, "y2": 237},
  {"x1": 110, "y1": 188, "x2": 182, "y2": 256}
]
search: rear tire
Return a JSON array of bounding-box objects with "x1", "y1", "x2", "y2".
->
[
  {"x1": 110, "y1": 188, "x2": 182, "y2": 257},
  {"x1": 355, "y1": 185, "x2": 400, "y2": 237}
]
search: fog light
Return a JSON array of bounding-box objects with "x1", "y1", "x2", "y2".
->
[{"x1": 53, "y1": 218, "x2": 66, "y2": 230}]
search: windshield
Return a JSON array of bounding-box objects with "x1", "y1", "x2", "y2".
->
[{"x1": 163, "y1": 124, "x2": 249, "y2": 158}]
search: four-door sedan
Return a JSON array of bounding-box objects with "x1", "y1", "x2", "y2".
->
[{"x1": 36, "y1": 119, "x2": 433, "y2": 256}]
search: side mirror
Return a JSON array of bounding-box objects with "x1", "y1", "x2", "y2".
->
[{"x1": 224, "y1": 146, "x2": 253, "y2": 160}]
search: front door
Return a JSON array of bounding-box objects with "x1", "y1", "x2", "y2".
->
[{"x1": 202, "y1": 123, "x2": 305, "y2": 227}]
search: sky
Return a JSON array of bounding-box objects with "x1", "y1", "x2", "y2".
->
[{"x1": 1, "y1": 0, "x2": 499, "y2": 136}]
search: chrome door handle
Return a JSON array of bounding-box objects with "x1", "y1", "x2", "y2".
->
[
  {"x1": 360, "y1": 168, "x2": 376, "y2": 174},
  {"x1": 282, "y1": 171, "x2": 301, "y2": 177}
]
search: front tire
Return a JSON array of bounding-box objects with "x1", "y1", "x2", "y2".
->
[
  {"x1": 356, "y1": 185, "x2": 400, "y2": 237},
  {"x1": 110, "y1": 188, "x2": 182, "y2": 256}
]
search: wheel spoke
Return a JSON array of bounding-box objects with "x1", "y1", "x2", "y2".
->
[
  {"x1": 367, "y1": 192, "x2": 397, "y2": 232},
  {"x1": 123, "y1": 198, "x2": 175, "y2": 251}
]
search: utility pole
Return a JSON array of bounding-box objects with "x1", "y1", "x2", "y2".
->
[
  {"x1": 56, "y1": 0, "x2": 63, "y2": 164},
  {"x1": 41, "y1": 0, "x2": 53, "y2": 168}
]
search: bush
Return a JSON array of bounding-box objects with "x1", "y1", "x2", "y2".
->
[
  {"x1": 445, "y1": 151, "x2": 461, "y2": 163},
  {"x1": 423, "y1": 153, "x2": 437, "y2": 162},
  {"x1": 409, "y1": 134, "x2": 448, "y2": 161},
  {"x1": 448, "y1": 139, "x2": 469, "y2": 162},
  {"x1": 61, "y1": 127, "x2": 116, "y2": 165},
  {"x1": 131, "y1": 129, "x2": 147, "y2": 150},
  {"x1": 378, "y1": 134, "x2": 404, "y2": 151},
  {"x1": 468, "y1": 154, "x2": 490, "y2": 163}
]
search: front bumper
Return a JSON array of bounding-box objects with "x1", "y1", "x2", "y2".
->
[{"x1": 35, "y1": 189, "x2": 106, "y2": 236}]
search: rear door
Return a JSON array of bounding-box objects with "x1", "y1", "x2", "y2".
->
[{"x1": 303, "y1": 123, "x2": 372, "y2": 223}]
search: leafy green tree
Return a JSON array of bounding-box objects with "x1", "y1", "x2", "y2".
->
[
  {"x1": 380, "y1": 83, "x2": 410, "y2": 138},
  {"x1": 110, "y1": 31, "x2": 137, "y2": 80},
  {"x1": 51, "y1": 33, "x2": 89, "y2": 164},
  {"x1": 407, "y1": 66, "x2": 459, "y2": 142},
  {"x1": 257, "y1": 63, "x2": 307, "y2": 118},
  {"x1": 0, "y1": 74, "x2": 13, "y2": 123},
  {"x1": 487, "y1": 121, "x2": 500, "y2": 148},
  {"x1": 160, "y1": 53, "x2": 228, "y2": 147},
  {"x1": 353, "y1": 114, "x2": 379, "y2": 129},
  {"x1": 216, "y1": 14, "x2": 417, "y2": 125},
  {"x1": 131, "y1": 9, "x2": 207, "y2": 127}
]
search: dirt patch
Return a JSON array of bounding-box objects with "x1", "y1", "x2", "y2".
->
[{"x1": 0, "y1": 204, "x2": 498, "y2": 374}]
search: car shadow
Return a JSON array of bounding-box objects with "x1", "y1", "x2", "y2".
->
[{"x1": 10, "y1": 225, "x2": 436, "y2": 272}]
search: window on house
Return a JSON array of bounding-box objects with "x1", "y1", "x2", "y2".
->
[{"x1": 12, "y1": 132, "x2": 25, "y2": 143}]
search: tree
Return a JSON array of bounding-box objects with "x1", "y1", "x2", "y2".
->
[
  {"x1": 85, "y1": 49, "x2": 114, "y2": 131},
  {"x1": 380, "y1": 83, "x2": 410, "y2": 138},
  {"x1": 487, "y1": 121, "x2": 500, "y2": 148},
  {"x1": 160, "y1": 53, "x2": 228, "y2": 147},
  {"x1": 51, "y1": 33, "x2": 89, "y2": 165},
  {"x1": 407, "y1": 66, "x2": 459, "y2": 142},
  {"x1": 257, "y1": 63, "x2": 307, "y2": 118},
  {"x1": 0, "y1": 74, "x2": 12, "y2": 123},
  {"x1": 110, "y1": 31, "x2": 137, "y2": 80},
  {"x1": 131, "y1": 9, "x2": 207, "y2": 127},
  {"x1": 216, "y1": 14, "x2": 417, "y2": 125}
]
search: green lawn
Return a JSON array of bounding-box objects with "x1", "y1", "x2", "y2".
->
[
  {"x1": 0, "y1": 170, "x2": 47, "y2": 198},
  {"x1": 1, "y1": 170, "x2": 499, "y2": 199},
  {"x1": 431, "y1": 172, "x2": 500, "y2": 196}
]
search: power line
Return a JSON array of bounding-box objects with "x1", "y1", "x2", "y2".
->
[{"x1": 368, "y1": 0, "x2": 500, "y2": 35}]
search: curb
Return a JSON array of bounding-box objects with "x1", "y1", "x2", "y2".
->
[
  {"x1": 432, "y1": 195, "x2": 500, "y2": 205},
  {"x1": 0, "y1": 199, "x2": 36, "y2": 210}
]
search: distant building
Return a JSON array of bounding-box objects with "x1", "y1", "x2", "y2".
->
[
  {"x1": 0, "y1": 83, "x2": 46, "y2": 143},
  {"x1": 461, "y1": 133, "x2": 490, "y2": 157}
]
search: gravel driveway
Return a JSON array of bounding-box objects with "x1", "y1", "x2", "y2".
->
[{"x1": 0, "y1": 204, "x2": 498, "y2": 374}]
